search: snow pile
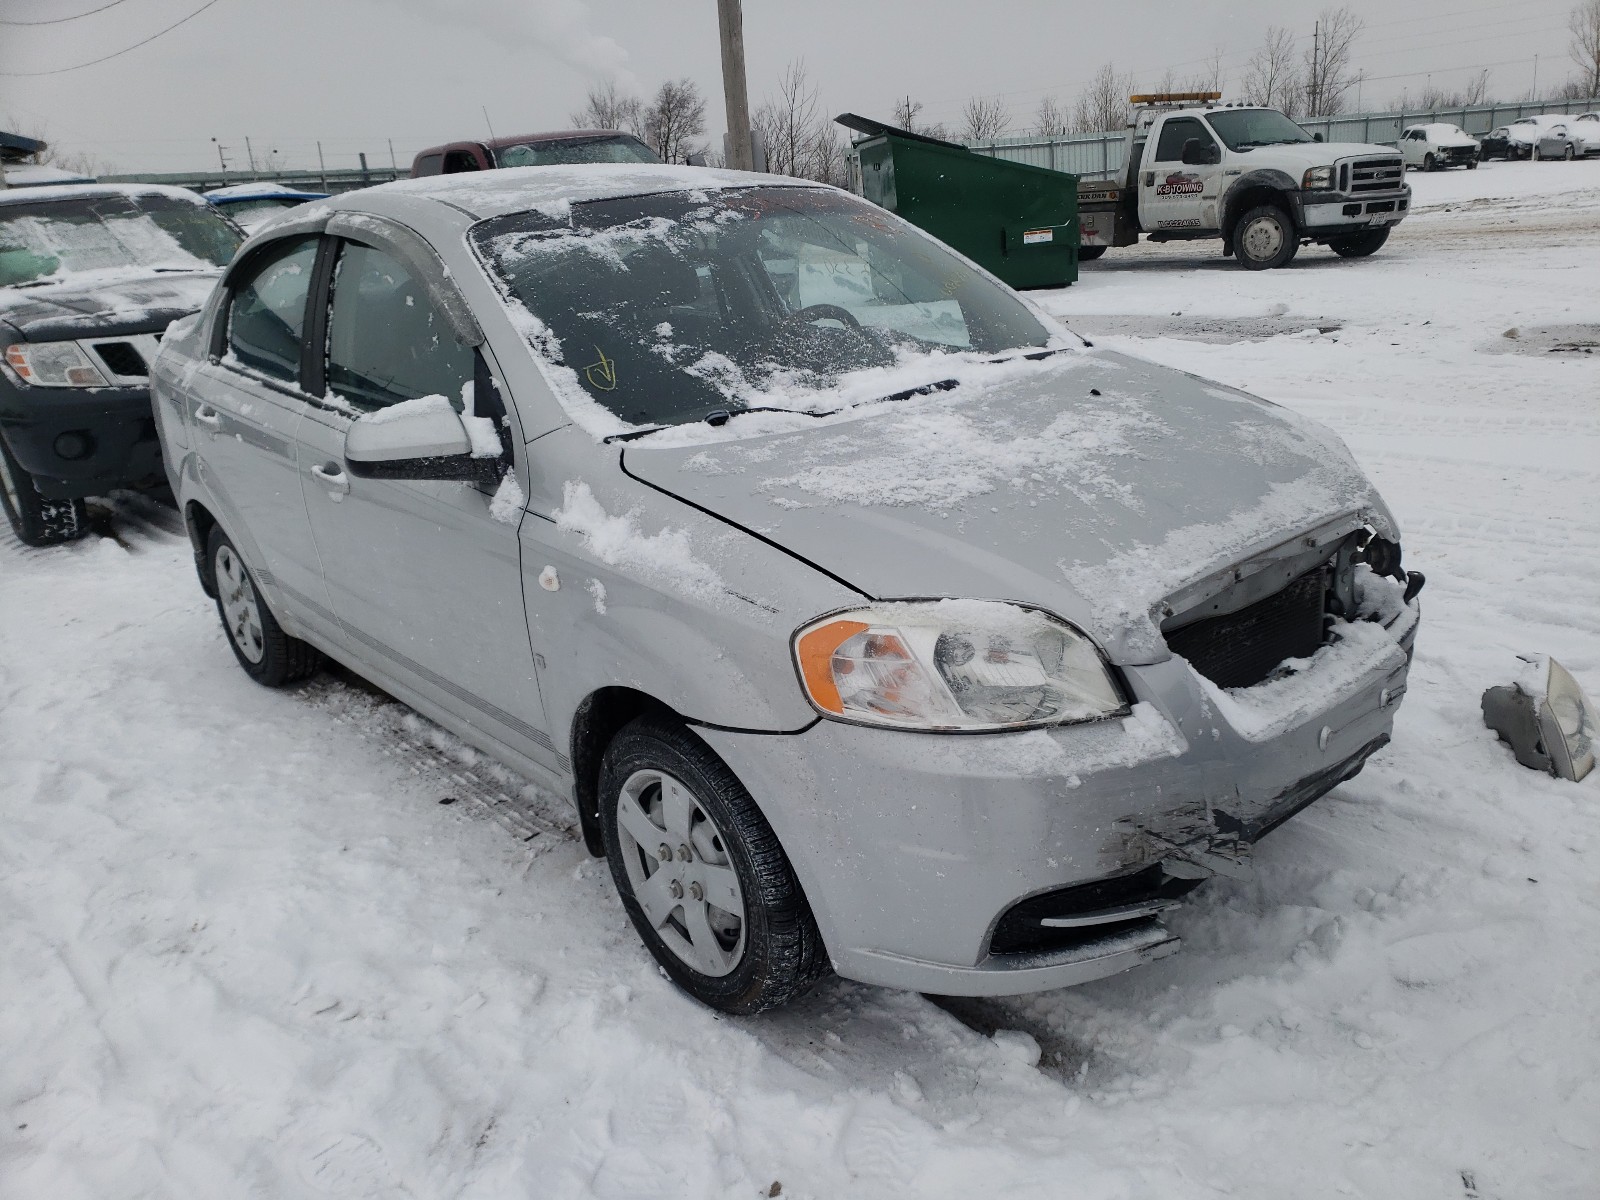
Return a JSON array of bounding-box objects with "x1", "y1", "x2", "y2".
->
[
  {"x1": 552, "y1": 480, "x2": 724, "y2": 600},
  {"x1": 488, "y1": 473, "x2": 525, "y2": 525},
  {"x1": 458, "y1": 381, "x2": 503, "y2": 458}
]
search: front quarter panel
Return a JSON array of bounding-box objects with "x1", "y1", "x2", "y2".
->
[{"x1": 517, "y1": 426, "x2": 857, "y2": 738}]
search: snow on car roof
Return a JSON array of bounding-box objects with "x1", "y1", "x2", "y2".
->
[
  {"x1": 0, "y1": 181, "x2": 208, "y2": 207},
  {"x1": 356, "y1": 163, "x2": 830, "y2": 220},
  {"x1": 203, "y1": 181, "x2": 328, "y2": 201},
  {"x1": 1414, "y1": 122, "x2": 1474, "y2": 137}
]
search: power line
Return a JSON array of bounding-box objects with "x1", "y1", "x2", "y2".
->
[
  {"x1": 0, "y1": 0, "x2": 138, "y2": 26},
  {"x1": 0, "y1": 0, "x2": 225, "y2": 76}
]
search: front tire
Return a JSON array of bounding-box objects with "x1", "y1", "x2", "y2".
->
[
  {"x1": 1328, "y1": 226, "x2": 1391, "y2": 258},
  {"x1": 600, "y1": 716, "x2": 829, "y2": 1014},
  {"x1": 1564, "y1": 144, "x2": 1576, "y2": 161},
  {"x1": 206, "y1": 525, "x2": 321, "y2": 686},
  {"x1": 1077, "y1": 244, "x2": 1107, "y2": 261},
  {"x1": 1423, "y1": 153, "x2": 1437, "y2": 172},
  {"x1": 0, "y1": 434, "x2": 88, "y2": 547},
  {"x1": 1233, "y1": 205, "x2": 1298, "y2": 270},
  {"x1": 1467, "y1": 159, "x2": 1478, "y2": 169}
]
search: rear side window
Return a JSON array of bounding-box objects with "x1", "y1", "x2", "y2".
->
[
  {"x1": 324, "y1": 241, "x2": 472, "y2": 411},
  {"x1": 1154, "y1": 118, "x2": 1210, "y2": 162},
  {"x1": 413, "y1": 153, "x2": 444, "y2": 177},
  {"x1": 442, "y1": 150, "x2": 481, "y2": 173},
  {"x1": 225, "y1": 235, "x2": 319, "y2": 384}
]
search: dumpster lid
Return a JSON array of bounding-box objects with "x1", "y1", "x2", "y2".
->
[{"x1": 834, "y1": 113, "x2": 964, "y2": 150}]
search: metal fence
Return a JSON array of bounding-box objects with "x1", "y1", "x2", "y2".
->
[
  {"x1": 964, "y1": 96, "x2": 1600, "y2": 179},
  {"x1": 98, "y1": 165, "x2": 402, "y2": 194}
]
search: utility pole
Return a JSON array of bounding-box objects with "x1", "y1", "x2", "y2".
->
[
  {"x1": 1309, "y1": 20, "x2": 1320, "y2": 117},
  {"x1": 211, "y1": 137, "x2": 229, "y2": 182},
  {"x1": 317, "y1": 141, "x2": 327, "y2": 190},
  {"x1": 388, "y1": 137, "x2": 398, "y2": 177},
  {"x1": 1531, "y1": 54, "x2": 1539, "y2": 101},
  {"x1": 717, "y1": 0, "x2": 753, "y2": 171},
  {"x1": 245, "y1": 135, "x2": 258, "y2": 178}
]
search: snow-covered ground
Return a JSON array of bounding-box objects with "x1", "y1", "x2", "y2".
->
[{"x1": 3, "y1": 163, "x2": 1597, "y2": 1199}]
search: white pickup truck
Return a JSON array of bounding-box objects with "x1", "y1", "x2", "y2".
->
[{"x1": 1077, "y1": 95, "x2": 1412, "y2": 269}]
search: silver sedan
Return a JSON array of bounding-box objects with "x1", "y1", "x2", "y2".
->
[{"x1": 150, "y1": 165, "x2": 1421, "y2": 1013}]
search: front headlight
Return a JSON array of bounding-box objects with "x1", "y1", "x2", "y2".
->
[
  {"x1": 793, "y1": 600, "x2": 1126, "y2": 732},
  {"x1": 4, "y1": 341, "x2": 110, "y2": 388},
  {"x1": 1302, "y1": 166, "x2": 1334, "y2": 190}
]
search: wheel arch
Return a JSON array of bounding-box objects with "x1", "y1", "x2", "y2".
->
[
  {"x1": 570, "y1": 685, "x2": 683, "y2": 857},
  {"x1": 1221, "y1": 172, "x2": 1299, "y2": 242},
  {"x1": 184, "y1": 499, "x2": 220, "y2": 597}
]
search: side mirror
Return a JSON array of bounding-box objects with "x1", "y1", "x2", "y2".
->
[
  {"x1": 344, "y1": 398, "x2": 504, "y2": 484},
  {"x1": 1180, "y1": 137, "x2": 1219, "y2": 166},
  {"x1": 1314, "y1": 132, "x2": 1325, "y2": 142}
]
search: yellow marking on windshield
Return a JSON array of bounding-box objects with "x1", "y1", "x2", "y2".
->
[{"x1": 584, "y1": 347, "x2": 617, "y2": 391}]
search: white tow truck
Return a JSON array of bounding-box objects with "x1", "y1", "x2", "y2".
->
[{"x1": 1076, "y1": 93, "x2": 1411, "y2": 269}]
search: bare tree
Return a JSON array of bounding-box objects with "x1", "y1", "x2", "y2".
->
[
  {"x1": 890, "y1": 96, "x2": 949, "y2": 139},
  {"x1": 1304, "y1": 6, "x2": 1364, "y2": 117},
  {"x1": 751, "y1": 60, "x2": 850, "y2": 183},
  {"x1": 643, "y1": 78, "x2": 708, "y2": 164},
  {"x1": 1242, "y1": 27, "x2": 1304, "y2": 116},
  {"x1": 1073, "y1": 63, "x2": 1135, "y2": 133},
  {"x1": 1572, "y1": 0, "x2": 1600, "y2": 98},
  {"x1": 571, "y1": 80, "x2": 643, "y2": 135},
  {"x1": 960, "y1": 95, "x2": 1009, "y2": 142},
  {"x1": 1033, "y1": 94, "x2": 1069, "y2": 136}
]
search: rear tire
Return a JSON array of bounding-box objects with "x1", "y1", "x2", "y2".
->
[
  {"x1": 206, "y1": 524, "x2": 321, "y2": 687},
  {"x1": 599, "y1": 715, "x2": 829, "y2": 1015},
  {"x1": 1232, "y1": 205, "x2": 1298, "y2": 270},
  {"x1": 0, "y1": 434, "x2": 88, "y2": 547},
  {"x1": 1329, "y1": 227, "x2": 1391, "y2": 258},
  {"x1": 1077, "y1": 244, "x2": 1107, "y2": 261}
]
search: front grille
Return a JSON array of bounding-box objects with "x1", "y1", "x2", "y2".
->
[
  {"x1": 93, "y1": 342, "x2": 148, "y2": 378},
  {"x1": 989, "y1": 865, "x2": 1202, "y2": 956},
  {"x1": 1165, "y1": 567, "x2": 1329, "y2": 690},
  {"x1": 1349, "y1": 156, "x2": 1404, "y2": 192}
]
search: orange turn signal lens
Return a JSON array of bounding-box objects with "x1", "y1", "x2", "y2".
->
[{"x1": 795, "y1": 619, "x2": 869, "y2": 715}]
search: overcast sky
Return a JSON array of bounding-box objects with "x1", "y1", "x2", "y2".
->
[{"x1": 0, "y1": 0, "x2": 1585, "y2": 175}]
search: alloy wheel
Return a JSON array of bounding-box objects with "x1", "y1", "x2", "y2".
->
[
  {"x1": 615, "y1": 768, "x2": 746, "y2": 977},
  {"x1": 214, "y1": 544, "x2": 266, "y2": 664}
]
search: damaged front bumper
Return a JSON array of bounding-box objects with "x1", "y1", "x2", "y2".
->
[{"x1": 697, "y1": 583, "x2": 1419, "y2": 997}]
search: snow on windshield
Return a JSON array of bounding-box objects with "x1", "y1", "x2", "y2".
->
[
  {"x1": 471, "y1": 186, "x2": 1055, "y2": 437},
  {"x1": 0, "y1": 194, "x2": 240, "y2": 288}
]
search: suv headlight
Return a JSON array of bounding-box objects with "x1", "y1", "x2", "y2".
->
[
  {"x1": 4, "y1": 342, "x2": 110, "y2": 388},
  {"x1": 1302, "y1": 166, "x2": 1334, "y2": 190},
  {"x1": 793, "y1": 600, "x2": 1126, "y2": 732}
]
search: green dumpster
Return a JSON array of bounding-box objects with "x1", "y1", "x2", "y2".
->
[{"x1": 837, "y1": 113, "x2": 1079, "y2": 289}]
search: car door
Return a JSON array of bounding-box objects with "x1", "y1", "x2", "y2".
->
[
  {"x1": 293, "y1": 233, "x2": 559, "y2": 771},
  {"x1": 1140, "y1": 116, "x2": 1220, "y2": 233},
  {"x1": 1400, "y1": 128, "x2": 1422, "y2": 167},
  {"x1": 191, "y1": 234, "x2": 334, "y2": 639}
]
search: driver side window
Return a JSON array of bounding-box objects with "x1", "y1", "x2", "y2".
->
[
  {"x1": 226, "y1": 235, "x2": 319, "y2": 384},
  {"x1": 1154, "y1": 118, "x2": 1211, "y2": 162},
  {"x1": 324, "y1": 241, "x2": 474, "y2": 413}
]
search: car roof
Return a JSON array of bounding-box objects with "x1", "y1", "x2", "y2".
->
[
  {"x1": 412, "y1": 129, "x2": 644, "y2": 159},
  {"x1": 335, "y1": 163, "x2": 830, "y2": 223},
  {"x1": 0, "y1": 181, "x2": 207, "y2": 208}
]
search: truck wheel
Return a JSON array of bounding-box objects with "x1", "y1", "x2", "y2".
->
[
  {"x1": 1233, "y1": 206, "x2": 1297, "y2": 270},
  {"x1": 206, "y1": 525, "x2": 322, "y2": 686},
  {"x1": 600, "y1": 715, "x2": 830, "y2": 1015},
  {"x1": 1077, "y1": 245, "x2": 1107, "y2": 261},
  {"x1": 0, "y1": 434, "x2": 88, "y2": 547},
  {"x1": 1423, "y1": 153, "x2": 1437, "y2": 172},
  {"x1": 1467, "y1": 159, "x2": 1478, "y2": 170},
  {"x1": 1329, "y1": 227, "x2": 1390, "y2": 258}
]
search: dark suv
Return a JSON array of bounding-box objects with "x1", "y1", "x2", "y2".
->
[{"x1": 0, "y1": 184, "x2": 241, "y2": 544}]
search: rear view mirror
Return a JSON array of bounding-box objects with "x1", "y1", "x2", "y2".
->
[
  {"x1": 1314, "y1": 132, "x2": 1325, "y2": 142},
  {"x1": 345, "y1": 397, "x2": 504, "y2": 484},
  {"x1": 1180, "y1": 137, "x2": 1219, "y2": 166}
]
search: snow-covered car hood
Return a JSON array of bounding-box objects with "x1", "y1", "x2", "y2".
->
[
  {"x1": 0, "y1": 269, "x2": 220, "y2": 341},
  {"x1": 1423, "y1": 132, "x2": 1479, "y2": 148},
  {"x1": 622, "y1": 351, "x2": 1397, "y2": 664}
]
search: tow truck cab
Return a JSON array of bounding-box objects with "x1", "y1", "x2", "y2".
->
[{"x1": 1077, "y1": 94, "x2": 1410, "y2": 269}]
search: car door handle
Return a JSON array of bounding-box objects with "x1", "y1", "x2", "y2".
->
[
  {"x1": 311, "y1": 462, "x2": 350, "y2": 495},
  {"x1": 194, "y1": 404, "x2": 222, "y2": 428}
]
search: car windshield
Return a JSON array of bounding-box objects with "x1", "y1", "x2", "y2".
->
[
  {"x1": 471, "y1": 186, "x2": 1052, "y2": 429},
  {"x1": 1204, "y1": 108, "x2": 1314, "y2": 151},
  {"x1": 0, "y1": 193, "x2": 240, "y2": 287},
  {"x1": 495, "y1": 135, "x2": 659, "y2": 168}
]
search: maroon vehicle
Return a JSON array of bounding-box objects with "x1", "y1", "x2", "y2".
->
[{"x1": 410, "y1": 129, "x2": 658, "y2": 177}]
